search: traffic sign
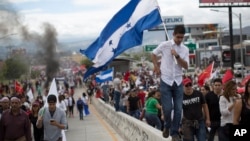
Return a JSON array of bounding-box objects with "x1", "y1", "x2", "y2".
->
[
  {"x1": 185, "y1": 42, "x2": 196, "y2": 51},
  {"x1": 145, "y1": 45, "x2": 157, "y2": 52}
]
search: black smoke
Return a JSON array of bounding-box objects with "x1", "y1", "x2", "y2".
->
[{"x1": 1, "y1": 1, "x2": 60, "y2": 89}]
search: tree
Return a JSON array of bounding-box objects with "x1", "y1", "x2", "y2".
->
[
  {"x1": 80, "y1": 58, "x2": 93, "y2": 69},
  {"x1": 1, "y1": 56, "x2": 29, "y2": 80}
]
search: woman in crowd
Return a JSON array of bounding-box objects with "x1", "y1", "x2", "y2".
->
[
  {"x1": 219, "y1": 80, "x2": 241, "y2": 141},
  {"x1": 233, "y1": 79, "x2": 250, "y2": 126},
  {"x1": 29, "y1": 102, "x2": 43, "y2": 141},
  {"x1": 82, "y1": 93, "x2": 90, "y2": 116},
  {"x1": 200, "y1": 85, "x2": 210, "y2": 97},
  {"x1": 144, "y1": 90, "x2": 162, "y2": 130},
  {"x1": 58, "y1": 94, "x2": 67, "y2": 113}
]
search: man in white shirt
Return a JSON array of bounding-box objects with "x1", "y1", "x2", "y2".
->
[
  {"x1": 151, "y1": 25, "x2": 189, "y2": 141},
  {"x1": 113, "y1": 73, "x2": 122, "y2": 111}
]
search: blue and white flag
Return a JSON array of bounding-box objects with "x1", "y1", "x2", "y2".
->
[
  {"x1": 80, "y1": 0, "x2": 162, "y2": 79},
  {"x1": 95, "y1": 68, "x2": 113, "y2": 83}
]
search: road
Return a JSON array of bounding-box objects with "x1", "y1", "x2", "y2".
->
[{"x1": 64, "y1": 87, "x2": 124, "y2": 141}]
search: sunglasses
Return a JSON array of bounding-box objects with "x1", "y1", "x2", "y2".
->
[{"x1": 185, "y1": 83, "x2": 192, "y2": 87}]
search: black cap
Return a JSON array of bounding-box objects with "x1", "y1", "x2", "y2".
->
[{"x1": 47, "y1": 95, "x2": 57, "y2": 103}]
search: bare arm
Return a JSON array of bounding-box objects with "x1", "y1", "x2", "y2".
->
[
  {"x1": 233, "y1": 99, "x2": 242, "y2": 125},
  {"x1": 151, "y1": 53, "x2": 160, "y2": 75},
  {"x1": 36, "y1": 116, "x2": 43, "y2": 129},
  {"x1": 202, "y1": 103, "x2": 211, "y2": 127}
]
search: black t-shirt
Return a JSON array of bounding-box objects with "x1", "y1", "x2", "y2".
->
[
  {"x1": 240, "y1": 98, "x2": 250, "y2": 126},
  {"x1": 205, "y1": 91, "x2": 221, "y2": 122},
  {"x1": 183, "y1": 90, "x2": 206, "y2": 120},
  {"x1": 128, "y1": 96, "x2": 140, "y2": 111}
]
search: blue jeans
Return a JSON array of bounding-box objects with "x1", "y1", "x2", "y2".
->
[
  {"x1": 114, "y1": 91, "x2": 121, "y2": 111},
  {"x1": 160, "y1": 80, "x2": 183, "y2": 136},
  {"x1": 129, "y1": 109, "x2": 140, "y2": 119},
  {"x1": 182, "y1": 119, "x2": 206, "y2": 141},
  {"x1": 145, "y1": 112, "x2": 162, "y2": 130},
  {"x1": 78, "y1": 108, "x2": 83, "y2": 120}
]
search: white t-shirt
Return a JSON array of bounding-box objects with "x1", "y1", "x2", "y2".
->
[
  {"x1": 113, "y1": 77, "x2": 121, "y2": 92},
  {"x1": 59, "y1": 101, "x2": 67, "y2": 112}
]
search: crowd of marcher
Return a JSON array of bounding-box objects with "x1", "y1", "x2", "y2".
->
[{"x1": 0, "y1": 74, "x2": 90, "y2": 141}]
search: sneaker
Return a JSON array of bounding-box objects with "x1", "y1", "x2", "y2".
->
[
  {"x1": 162, "y1": 128, "x2": 169, "y2": 138},
  {"x1": 171, "y1": 134, "x2": 181, "y2": 141}
]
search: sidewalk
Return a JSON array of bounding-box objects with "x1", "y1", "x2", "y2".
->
[{"x1": 64, "y1": 87, "x2": 124, "y2": 141}]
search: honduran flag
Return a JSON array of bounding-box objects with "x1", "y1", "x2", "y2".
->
[
  {"x1": 80, "y1": 0, "x2": 162, "y2": 79},
  {"x1": 95, "y1": 68, "x2": 113, "y2": 83}
]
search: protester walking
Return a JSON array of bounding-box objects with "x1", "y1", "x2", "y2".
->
[
  {"x1": 144, "y1": 90, "x2": 162, "y2": 130},
  {"x1": 76, "y1": 97, "x2": 84, "y2": 120},
  {"x1": 36, "y1": 95, "x2": 67, "y2": 141},
  {"x1": 234, "y1": 79, "x2": 250, "y2": 126},
  {"x1": 219, "y1": 80, "x2": 241, "y2": 141},
  {"x1": 0, "y1": 96, "x2": 32, "y2": 141},
  {"x1": 113, "y1": 73, "x2": 122, "y2": 111},
  {"x1": 205, "y1": 78, "x2": 223, "y2": 141},
  {"x1": 29, "y1": 102, "x2": 44, "y2": 141},
  {"x1": 181, "y1": 78, "x2": 210, "y2": 141}
]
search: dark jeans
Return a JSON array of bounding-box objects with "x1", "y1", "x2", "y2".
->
[
  {"x1": 145, "y1": 112, "x2": 162, "y2": 130},
  {"x1": 218, "y1": 123, "x2": 233, "y2": 141},
  {"x1": 114, "y1": 91, "x2": 121, "y2": 111},
  {"x1": 208, "y1": 121, "x2": 220, "y2": 141},
  {"x1": 129, "y1": 109, "x2": 140, "y2": 119},
  {"x1": 78, "y1": 108, "x2": 83, "y2": 119},
  {"x1": 182, "y1": 119, "x2": 206, "y2": 141},
  {"x1": 160, "y1": 80, "x2": 183, "y2": 136}
]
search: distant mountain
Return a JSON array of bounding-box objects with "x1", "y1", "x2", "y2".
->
[{"x1": 225, "y1": 26, "x2": 250, "y2": 37}]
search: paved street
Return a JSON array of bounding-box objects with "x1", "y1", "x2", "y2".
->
[{"x1": 64, "y1": 87, "x2": 124, "y2": 141}]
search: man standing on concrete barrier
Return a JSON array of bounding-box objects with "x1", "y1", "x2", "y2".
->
[{"x1": 152, "y1": 25, "x2": 189, "y2": 141}]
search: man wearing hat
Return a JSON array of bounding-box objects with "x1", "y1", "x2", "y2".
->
[
  {"x1": 0, "y1": 96, "x2": 32, "y2": 141},
  {"x1": 181, "y1": 77, "x2": 210, "y2": 141},
  {"x1": 36, "y1": 95, "x2": 67, "y2": 141}
]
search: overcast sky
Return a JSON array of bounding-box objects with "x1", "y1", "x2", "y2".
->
[{"x1": 4, "y1": 0, "x2": 250, "y2": 41}]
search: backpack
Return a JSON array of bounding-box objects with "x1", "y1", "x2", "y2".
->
[{"x1": 77, "y1": 100, "x2": 84, "y2": 109}]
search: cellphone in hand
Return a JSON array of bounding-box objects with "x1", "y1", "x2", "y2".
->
[{"x1": 50, "y1": 119, "x2": 55, "y2": 122}]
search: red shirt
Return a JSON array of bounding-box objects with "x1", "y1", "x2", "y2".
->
[
  {"x1": 137, "y1": 91, "x2": 146, "y2": 107},
  {"x1": 0, "y1": 109, "x2": 32, "y2": 141}
]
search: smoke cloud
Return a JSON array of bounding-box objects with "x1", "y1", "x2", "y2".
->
[{"x1": 0, "y1": 1, "x2": 60, "y2": 88}]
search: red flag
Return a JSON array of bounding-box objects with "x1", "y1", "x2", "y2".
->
[
  {"x1": 15, "y1": 81, "x2": 23, "y2": 94},
  {"x1": 222, "y1": 69, "x2": 234, "y2": 84},
  {"x1": 241, "y1": 75, "x2": 250, "y2": 86},
  {"x1": 198, "y1": 62, "x2": 214, "y2": 87},
  {"x1": 123, "y1": 71, "x2": 130, "y2": 82}
]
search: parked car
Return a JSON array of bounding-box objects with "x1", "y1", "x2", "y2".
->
[
  {"x1": 234, "y1": 67, "x2": 247, "y2": 77},
  {"x1": 234, "y1": 62, "x2": 244, "y2": 69}
]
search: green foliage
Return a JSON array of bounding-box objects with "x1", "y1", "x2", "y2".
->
[
  {"x1": 1, "y1": 56, "x2": 29, "y2": 80},
  {"x1": 30, "y1": 69, "x2": 41, "y2": 79},
  {"x1": 80, "y1": 58, "x2": 93, "y2": 69}
]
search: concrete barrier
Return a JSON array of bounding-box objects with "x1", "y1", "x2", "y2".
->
[{"x1": 92, "y1": 98, "x2": 171, "y2": 141}]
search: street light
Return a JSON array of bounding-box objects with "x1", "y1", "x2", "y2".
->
[{"x1": 211, "y1": 9, "x2": 243, "y2": 77}]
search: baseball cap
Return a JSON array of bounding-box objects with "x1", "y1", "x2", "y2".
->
[{"x1": 183, "y1": 78, "x2": 192, "y2": 86}]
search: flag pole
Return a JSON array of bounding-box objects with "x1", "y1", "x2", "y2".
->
[{"x1": 155, "y1": 0, "x2": 177, "y2": 64}]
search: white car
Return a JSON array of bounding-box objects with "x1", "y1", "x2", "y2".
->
[
  {"x1": 234, "y1": 62, "x2": 244, "y2": 69},
  {"x1": 234, "y1": 67, "x2": 247, "y2": 77}
]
